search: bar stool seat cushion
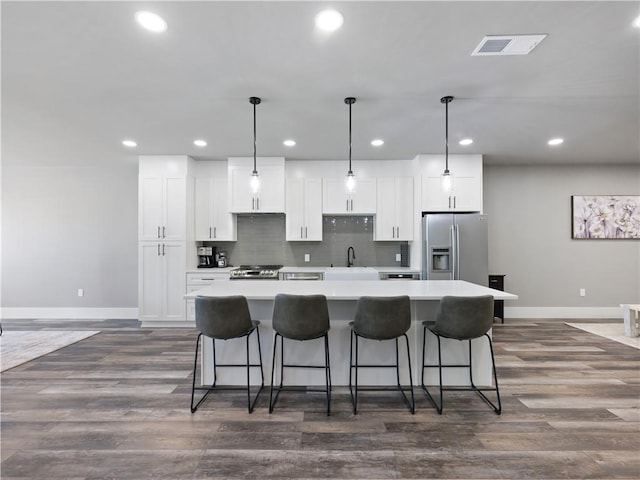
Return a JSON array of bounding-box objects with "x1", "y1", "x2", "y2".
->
[
  {"x1": 427, "y1": 295, "x2": 494, "y2": 340},
  {"x1": 196, "y1": 295, "x2": 256, "y2": 340}
]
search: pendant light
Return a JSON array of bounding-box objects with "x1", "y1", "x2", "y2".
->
[
  {"x1": 249, "y1": 96, "x2": 261, "y2": 193},
  {"x1": 345, "y1": 97, "x2": 356, "y2": 192},
  {"x1": 440, "y1": 95, "x2": 454, "y2": 192}
]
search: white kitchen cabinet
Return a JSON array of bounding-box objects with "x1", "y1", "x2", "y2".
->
[
  {"x1": 138, "y1": 156, "x2": 194, "y2": 326},
  {"x1": 375, "y1": 177, "x2": 414, "y2": 241},
  {"x1": 186, "y1": 271, "x2": 230, "y2": 321},
  {"x1": 285, "y1": 178, "x2": 323, "y2": 241},
  {"x1": 195, "y1": 178, "x2": 237, "y2": 241},
  {"x1": 228, "y1": 157, "x2": 285, "y2": 213},
  {"x1": 138, "y1": 242, "x2": 186, "y2": 323},
  {"x1": 139, "y1": 158, "x2": 191, "y2": 242},
  {"x1": 322, "y1": 177, "x2": 376, "y2": 214},
  {"x1": 420, "y1": 155, "x2": 483, "y2": 212}
]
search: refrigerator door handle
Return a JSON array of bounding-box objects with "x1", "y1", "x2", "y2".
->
[
  {"x1": 450, "y1": 224, "x2": 456, "y2": 280},
  {"x1": 455, "y1": 224, "x2": 461, "y2": 280}
]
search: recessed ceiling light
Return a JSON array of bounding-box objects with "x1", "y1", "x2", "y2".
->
[
  {"x1": 548, "y1": 138, "x2": 564, "y2": 146},
  {"x1": 135, "y1": 11, "x2": 168, "y2": 33},
  {"x1": 122, "y1": 140, "x2": 137, "y2": 148},
  {"x1": 193, "y1": 139, "x2": 207, "y2": 147},
  {"x1": 633, "y1": 15, "x2": 640, "y2": 28},
  {"x1": 459, "y1": 138, "x2": 474, "y2": 146},
  {"x1": 371, "y1": 139, "x2": 384, "y2": 147},
  {"x1": 315, "y1": 9, "x2": 344, "y2": 32},
  {"x1": 283, "y1": 139, "x2": 296, "y2": 147}
]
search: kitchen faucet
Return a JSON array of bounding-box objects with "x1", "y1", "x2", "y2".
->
[{"x1": 347, "y1": 246, "x2": 356, "y2": 267}]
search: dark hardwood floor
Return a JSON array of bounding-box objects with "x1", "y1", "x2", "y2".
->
[{"x1": 1, "y1": 318, "x2": 638, "y2": 479}]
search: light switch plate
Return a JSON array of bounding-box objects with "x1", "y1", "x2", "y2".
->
[
  {"x1": 304, "y1": 254, "x2": 310, "y2": 262},
  {"x1": 395, "y1": 253, "x2": 401, "y2": 262}
]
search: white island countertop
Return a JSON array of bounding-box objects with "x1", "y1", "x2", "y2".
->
[{"x1": 186, "y1": 279, "x2": 517, "y2": 301}]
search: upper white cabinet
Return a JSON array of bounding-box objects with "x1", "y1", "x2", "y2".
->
[
  {"x1": 322, "y1": 177, "x2": 376, "y2": 214},
  {"x1": 195, "y1": 177, "x2": 237, "y2": 241},
  {"x1": 375, "y1": 177, "x2": 414, "y2": 241},
  {"x1": 286, "y1": 178, "x2": 323, "y2": 241},
  {"x1": 420, "y1": 155, "x2": 483, "y2": 212},
  {"x1": 139, "y1": 157, "x2": 192, "y2": 241},
  {"x1": 228, "y1": 157, "x2": 285, "y2": 213}
]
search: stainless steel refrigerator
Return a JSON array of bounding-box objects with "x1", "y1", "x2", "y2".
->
[{"x1": 422, "y1": 213, "x2": 488, "y2": 286}]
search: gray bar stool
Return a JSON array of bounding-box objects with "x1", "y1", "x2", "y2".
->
[
  {"x1": 191, "y1": 295, "x2": 264, "y2": 413},
  {"x1": 421, "y1": 295, "x2": 502, "y2": 414},
  {"x1": 269, "y1": 293, "x2": 331, "y2": 415},
  {"x1": 349, "y1": 296, "x2": 415, "y2": 414}
]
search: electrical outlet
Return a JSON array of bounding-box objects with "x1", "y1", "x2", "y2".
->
[
  {"x1": 395, "y1": 253, "x2": 401, "y2": 262},
  {"x1": 579, "y1": 288, "x2": 586, "y2": 297},
  {"x1": 304, "y1": 254, "x2": 310, "y2": 262},
  {"x1": 77, "y1": 288, "x2": 84, "y2": 297}
]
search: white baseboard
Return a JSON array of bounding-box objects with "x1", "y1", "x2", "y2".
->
[
  {"x1": 504, "y1": 306, "x2": 622, "y2": 319},
  {"x1": 1, "y1": 308, "x2": 138, "y2": 320}
]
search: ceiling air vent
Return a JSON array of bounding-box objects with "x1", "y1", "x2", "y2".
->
[{"x1": 471, "y1": 34, "x2": 547, "y2": 56}]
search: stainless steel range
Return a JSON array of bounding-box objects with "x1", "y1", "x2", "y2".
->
[{"x1": 230, "y1": 265, "x2": 283, "y2": 280}]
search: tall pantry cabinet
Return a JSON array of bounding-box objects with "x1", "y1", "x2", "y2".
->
[{"x1": 138, "y1": 156, "x2": 195, "y2": 326}]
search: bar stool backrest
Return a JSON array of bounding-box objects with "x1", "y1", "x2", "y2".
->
[
  {"x1": 272, "y1": 294, "x2": 330, "y2": 340},
  {"x1": 353, "y1": 296, "x2": 411, "y2": 340},
  {"x1": 432, "y1": 295, "x2": 494, "y2": 340},
  {"x1": 195, "y1": 295, "x2": 254, "y2": 340}
]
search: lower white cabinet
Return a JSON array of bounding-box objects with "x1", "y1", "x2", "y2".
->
[
  {"x1": 186, "y1": 272, "x2": 230, "y2": 321},
  {"x1": 138, "y1": 242, "x2": 186, "y2": 323}
]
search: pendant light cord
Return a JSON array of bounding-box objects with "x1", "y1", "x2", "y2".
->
[
  {"x1": 345, "y1": 97, "x2": 356, "y2": 175},
  {"x1": 441, "y1": 96, "x2": 453, "y2": 173},
  {"x1": 249, "y1": 97, "x2": 261, "y2": 175},
  {"x1": 253, "y1": 101, "x2": 257, "y2": 174}
]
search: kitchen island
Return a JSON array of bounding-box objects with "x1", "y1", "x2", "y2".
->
[{"x1": 186, "y1": 280, "x2": 518, "y2": 387}]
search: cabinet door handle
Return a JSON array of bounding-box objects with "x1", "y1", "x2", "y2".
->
[
  {"x1": 396, "y1": 226, "x2": 400, "y2": 238},
  {"x1": 162, "y1": 243, "x2": 166, "y2": 256},
  {"x1": 209, "y1": 227, "x2": 212, "y2": 239},
  {"x1": 157, "y1": 226, "x2": 161, "y2": 239},
  {"x1": 162, "y1": 226, "x2": 166, "y2": 238},
  {"x1": 301, "y1": 226, "x2": 303, "y2": 239},
  {"x1": 213, "y1": 226, "x2": 217, "y2": 238},
  {"x1": 252, "y1": 198, "x2": 255, "y2": 210},
  {"x1": 392, "y1": 227, "x2": 395, "y2": 238},
  {"x1": 350, "y1": 199, "x2": 353, "y2": 211},
  {"x1": 453, "y1": 196, "x2": 456, "y2": 209},
  {"x1": 305, "y1": 226, "x2": 308, "y2": 238},
  {"x1": 157, "y1": 244, "x2": 161, "y2": 256},
  {"x1": 256, "y1": 197, "x2": 260, "y2": 210}
]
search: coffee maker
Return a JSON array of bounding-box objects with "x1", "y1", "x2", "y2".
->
[
  {"x1": 197, "y1": 246, "x2": 216, "y2": 268},
  {"x1": 216, "y1": 251, "x2": 228, "y2": 268}
]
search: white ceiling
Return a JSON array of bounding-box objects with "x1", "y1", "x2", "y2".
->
[{"x1": 2, "y1": 1, "x2": 639, "y2": 168}]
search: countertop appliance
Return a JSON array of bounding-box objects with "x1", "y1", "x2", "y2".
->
[
  {"x1": 422, "y1": 213, "x2": 488, "y2": 286},
  {"x1": 216, "y1": 251, "x2": 228, "y2": 268},
  {"x1": 230, "y1": 265, "x2": 283, "y2": 280},
  {"x1": 197, "y1": 246, "x2": 216, "y2": 268}
]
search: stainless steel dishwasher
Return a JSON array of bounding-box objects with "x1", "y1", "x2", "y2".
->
[
  {"x1": 281, "y1": 272, "x2": 324, "y2": 281},
  {"x1": 379, "y1": 272, "x2": 421, "y2": 280}
]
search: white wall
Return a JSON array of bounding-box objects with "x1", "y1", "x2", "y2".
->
[
  {"x1": 1, "y1": 164, "x2": 138, "y2": 316},
  {"x1": 484, "y1": 164, "x2": 640, "y2": 318},
  {"x1": 2, "y1": 160, "x2": 638, "y2": 319}
]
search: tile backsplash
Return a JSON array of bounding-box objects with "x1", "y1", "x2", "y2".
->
[{"x1": 204, "y1": 214, "x2": 406, "y2": 267}]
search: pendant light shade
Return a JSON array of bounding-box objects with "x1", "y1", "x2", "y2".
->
[
  {"x1": 441, "y1": 95, "x2": 454, "y2": 192},
  {"x1": 249, "y1": 96, "x2": 261, "y2": 193},
  {"x1": 345, "y1": 97, "x2": 356, "y2": 192}
]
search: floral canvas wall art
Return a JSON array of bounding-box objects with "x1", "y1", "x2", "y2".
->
[{"x1": 571, "y1": 195, "x2": 639, "y2": 239}]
